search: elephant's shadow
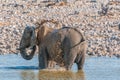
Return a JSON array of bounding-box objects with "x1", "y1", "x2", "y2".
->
[{"x1": 0, "y1": 66, "x2": 38, "y2": 70}]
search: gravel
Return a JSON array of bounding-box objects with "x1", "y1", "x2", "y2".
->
[{"x1": 0, "y1": 0, "x2": 120, "y2": 57}]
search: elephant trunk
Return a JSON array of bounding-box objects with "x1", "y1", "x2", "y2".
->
[
  {"x1": 17, "y1": 38, "x2": 36, "y2": 60},
  {"x1": 17, "y1": 26, "x2": 37, "y2": 60},
  {"x1": 19, "y1": 45, "x2": 36, "y2": 60}
]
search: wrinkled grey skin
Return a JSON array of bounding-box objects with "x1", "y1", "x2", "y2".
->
[
  {"x1": 39, "y1": 27, "x2": 87, "y2": 70},
  {"x1": 18, "y1": 26, "x2": 87, "y2": 70},
  {"x1": 17, "y1": 26, "x2": 36, "y2": 60}
]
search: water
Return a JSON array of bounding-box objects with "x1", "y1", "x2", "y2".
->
[{"x1": 0, "y1": 54, "x2": 120, "y2": 80}]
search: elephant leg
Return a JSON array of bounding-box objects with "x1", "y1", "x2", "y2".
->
[
  {"x1": 64, "y1": 49, "x2": 77, "y2": 70},
  {"x1": 76, "y1": 52, "x2": 85, "y2": 70},
  {"x1": 38, "y1": 48, "x2": 48, "y2": 69},
  {"x1": 75, "y1": 41, "x2": 87, "y2": 70}
]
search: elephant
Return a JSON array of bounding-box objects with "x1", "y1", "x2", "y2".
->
[{"x1": 17, "y1": 20, "x2": 87, "y2": 70}]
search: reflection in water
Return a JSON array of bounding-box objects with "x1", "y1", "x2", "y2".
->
[
  {"x1": 20, "y1": 70, "x2": 38, "y2": 80},
  {"x1": 38, "y1": 70, "x2": 85, "y2": 80},
  {"x1": 20, "y1": 70, "x2": 85, "y2": 80}
]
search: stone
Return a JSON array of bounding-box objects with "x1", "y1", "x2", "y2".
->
[{"x1": 0, "y1": 0, "x2": 119, "y2": 57}]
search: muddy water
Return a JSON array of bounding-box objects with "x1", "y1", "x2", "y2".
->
[{"x1": 0, "y1": 54, "x2": 120, "y2": 80}]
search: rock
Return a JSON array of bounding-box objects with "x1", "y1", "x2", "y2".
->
[
  {"x1": 119, "y1": 24, "x2": 120, "y2": 30},
  {"x1": 115, "y1": 54, "x2": 120, "y2": 58},
  {"x1": 98, "y1": 3, "x2": 109, "y2": 16}
]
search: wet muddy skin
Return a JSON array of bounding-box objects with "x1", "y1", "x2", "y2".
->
[{"x1": 0, "y1": 54, "x2": 120, "y2": 80}]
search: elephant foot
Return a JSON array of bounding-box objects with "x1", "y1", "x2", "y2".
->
[
  {"x1": 77, "y1": 58, "x2": 85, "y2": 70},
  {"x1": 48, "y1": 60, "x2": 56, "y2": 68},
  {"x1": 38, "y1": 66, "x2": 45, "y2": 69},
  {"x1": 65, "y1": 65, "x2": 72, "y2": 71},
  {"x1": 66, "y1": 68, "x2": 71, "y2": 71},
  {"x1": 78, "y1": 65, "x2": 83, "y2": 70}
]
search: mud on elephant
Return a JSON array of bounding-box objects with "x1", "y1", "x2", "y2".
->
[{"x1": 17, "y1": 20, "x2": 87, "y2": 70}]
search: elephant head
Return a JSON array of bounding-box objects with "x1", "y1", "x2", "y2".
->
[
  {"x1": 17, "y1": 19, "x2": 61, "y2": 60},
  {"x1": 17, "y1": 26, "x2": 37, "y2": 60}
]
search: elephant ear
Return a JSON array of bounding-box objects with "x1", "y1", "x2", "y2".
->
[
  {"x1": 36, "y1": 26, "x2": 47, "y2": 44},
  {"x1": 36, "y1": 26, "x2": 54, "y2": 45}
]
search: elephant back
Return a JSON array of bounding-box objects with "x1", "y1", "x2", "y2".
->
[{"x1": 59, "y1": 27, "x2": 86, "y2": 49}]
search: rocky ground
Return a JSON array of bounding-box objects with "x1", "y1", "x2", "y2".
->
[{"x1": 0, "y1": 0, "x2": 120, "y2": 57}]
